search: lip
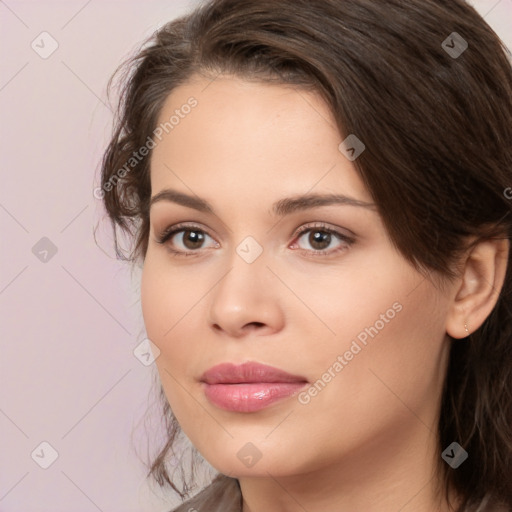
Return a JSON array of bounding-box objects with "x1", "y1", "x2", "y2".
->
[{"x1": 200, "y1": 362, "x2": 308, "y2": 413}]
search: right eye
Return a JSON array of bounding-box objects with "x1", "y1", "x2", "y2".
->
[{"x1": 156, "y1": 223, "x2": 219, "y2": 257}]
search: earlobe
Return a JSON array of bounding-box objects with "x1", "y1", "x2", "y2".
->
[{"x1": 446, "y1": 236, "x2": 509, "y2": 340}]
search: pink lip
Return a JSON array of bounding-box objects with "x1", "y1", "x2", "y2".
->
[{"x1": 200, "y1": 362, "x2": 308, "y2": 413}]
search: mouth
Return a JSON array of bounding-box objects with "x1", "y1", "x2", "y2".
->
[{"x1": 200, "y1": 361, "x2": 308, "y2": 413}]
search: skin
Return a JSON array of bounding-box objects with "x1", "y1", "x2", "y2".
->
[{"x1": 140, "y1": 74, "x2": 508, "y2": 512}]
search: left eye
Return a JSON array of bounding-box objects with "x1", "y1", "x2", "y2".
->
[{"x1": 292, "y1": 227, "x2": 351, "y2": 255}]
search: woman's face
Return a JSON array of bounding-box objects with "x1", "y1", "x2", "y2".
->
[{"x1": 141, "y1": 74, "x2": 454, "y2": 480}]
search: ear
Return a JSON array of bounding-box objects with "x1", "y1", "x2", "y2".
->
[{"x1": 446, "y1": 236, "x2": 509, "y2": 339}]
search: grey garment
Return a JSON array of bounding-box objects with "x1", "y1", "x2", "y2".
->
[
  {"x1": 170, "y1": 474, "x2": 509, "y2": 512},
  {"x1": 170, "y1": 474, "x2": 242, "y2": 512}
]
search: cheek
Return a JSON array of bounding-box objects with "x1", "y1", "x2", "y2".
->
[
  {"x1": 140, "y1": 254, "x2": 193, "y2": 346},
  {"x1": 313, "y1": 281, "x2": 450, "y2": 425},
  {"x1": 140, "y1": 254, "x2": 209, "y2": 382},
  {"x1": 140, "y1": 258, "x2": 198, "y2": 419},
  {"x1": 140, "y1": 259, "x2": 166, "y2": 343},
  {"x1": 140, "y1": 256, "x2": 186, "y2": 372},
  {"x1": 298, "y1": 257, "x2": 450, "y2": 410}
]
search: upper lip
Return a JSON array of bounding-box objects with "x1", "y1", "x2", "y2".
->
[{"x1": 200, "y1": 362, "x2": 308, "y2": 384}]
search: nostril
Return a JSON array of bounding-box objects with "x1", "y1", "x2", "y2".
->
[{"x1": 247, "y1": 322, "x2": 265, "y2": 329}]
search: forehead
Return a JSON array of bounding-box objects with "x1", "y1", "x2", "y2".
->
[{"x1": 150, "y1": 74, "x2": 372, "y2": 205}]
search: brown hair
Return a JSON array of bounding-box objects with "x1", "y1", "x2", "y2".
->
[{"x1": 99, "y1": 0, "x2": 512, "y2": 509}]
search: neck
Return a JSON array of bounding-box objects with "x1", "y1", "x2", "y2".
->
[{"x1": 239, "y1": 425, "x2": 461, "y2": 512}]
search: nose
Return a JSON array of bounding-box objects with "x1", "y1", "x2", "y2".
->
[{"x1": 207, "y1": 253, "x2": 285, "y2": 339}]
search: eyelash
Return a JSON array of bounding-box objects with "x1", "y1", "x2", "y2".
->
[{"x1": 155, "y1": 222, "x2": 354, "y2": 258}]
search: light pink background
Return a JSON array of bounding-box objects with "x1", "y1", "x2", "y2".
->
[{"x1": 1, "y1": 1, "x2": 511, "y2": 511}]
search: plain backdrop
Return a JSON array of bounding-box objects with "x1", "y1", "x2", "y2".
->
[{"x1": 1, "y1": 1, "x2": 511, "y2": 511}]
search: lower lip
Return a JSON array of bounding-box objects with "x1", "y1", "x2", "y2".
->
[{"x1": 202, "y1": 382, "x2": 308, "y2": 412}]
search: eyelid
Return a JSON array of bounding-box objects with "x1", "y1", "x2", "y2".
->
[
  {"x1": 293, "y1": 221, "x2": 355, "y2": 241},
  {"x1": 156, "y1": 221, "x2": 214, "y2": 244}
]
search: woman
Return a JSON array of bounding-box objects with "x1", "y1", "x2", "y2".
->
[{"x1": 99, "y1": 0, "x2": 512, "y2": 510}]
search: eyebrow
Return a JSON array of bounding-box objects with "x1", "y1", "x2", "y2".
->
[{"x1": 149, "y1": 188, "x2": 376, "y2": 216}]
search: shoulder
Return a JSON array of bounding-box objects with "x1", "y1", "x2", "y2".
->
[{"x1": 169, "y1": 474, "x2": 242, "y2": 512}]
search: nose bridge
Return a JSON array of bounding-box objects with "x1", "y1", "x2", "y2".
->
[
  {"x1": 207, "y1": 232, "x2": 283, "y2": 335},
  {"x1": 215, "y1": 234, "x2": 268, "y2": 305}
]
